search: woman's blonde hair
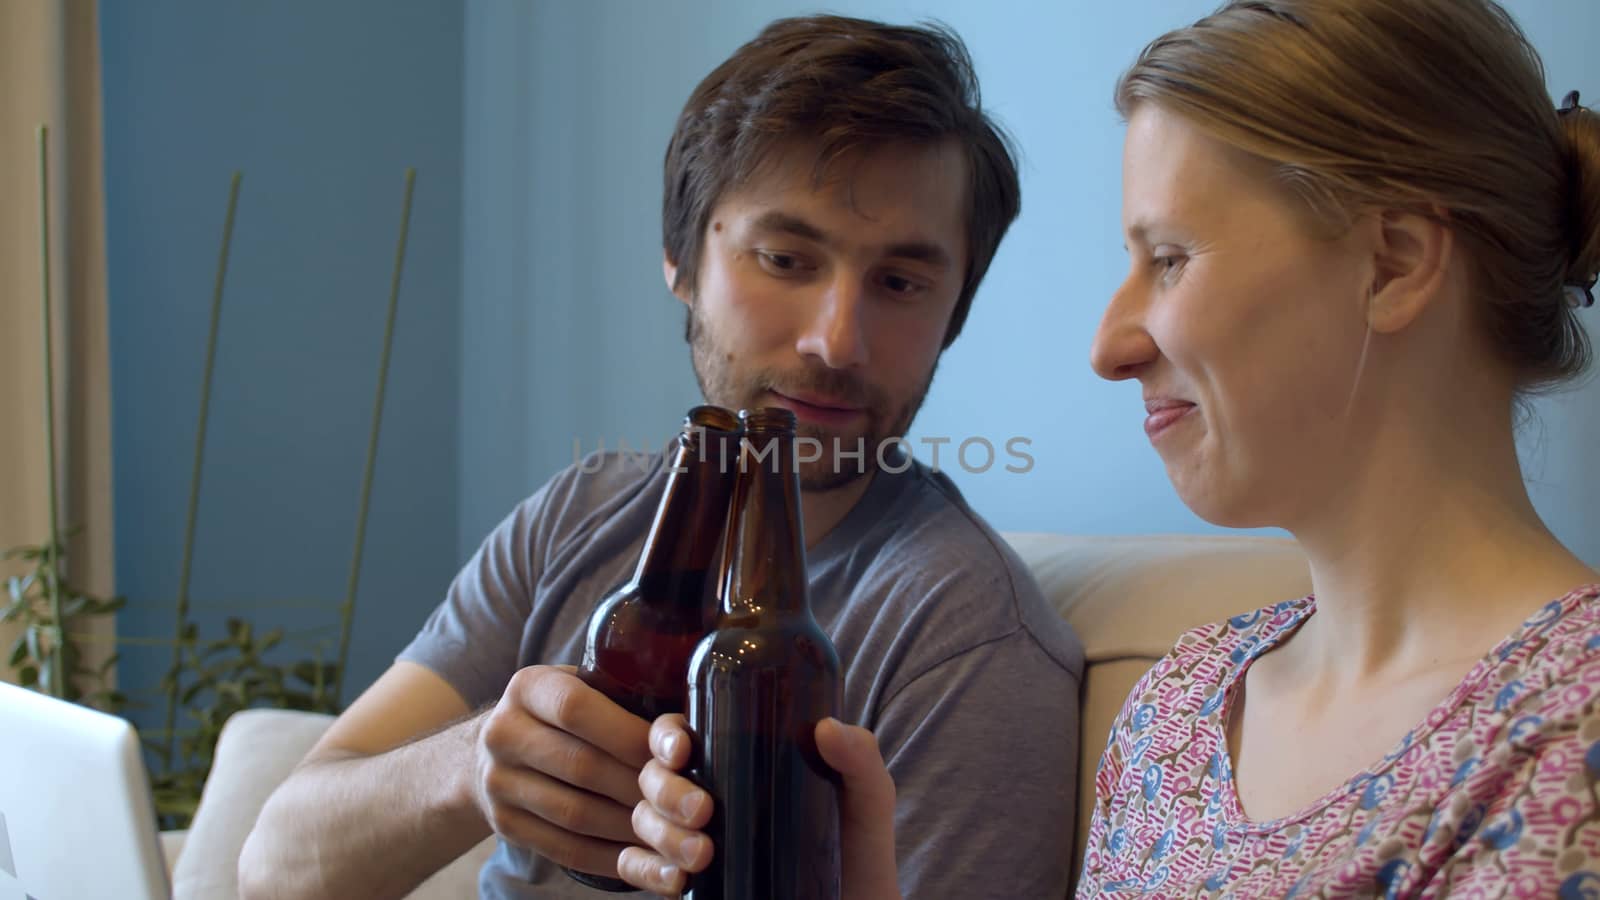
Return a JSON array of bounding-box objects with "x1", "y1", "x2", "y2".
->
[{"x1": 1117, "y1": 0, "x2": 1599, "y2": 392}]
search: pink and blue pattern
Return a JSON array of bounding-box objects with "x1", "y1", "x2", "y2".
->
[{"x1": 1079, "y1": 586, "x2": 1600, "y2": 898}]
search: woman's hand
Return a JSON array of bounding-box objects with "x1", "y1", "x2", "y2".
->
[{"x1": 617, "y1": 714, "x2": 902, "y2": 899}]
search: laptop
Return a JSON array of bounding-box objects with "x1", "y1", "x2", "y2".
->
[{"x1": 0, "y1": 680, "x2": 171, "y2": 900}]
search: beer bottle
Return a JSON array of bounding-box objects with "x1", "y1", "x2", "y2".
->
[
  {"x1": 685, "y1": 407, "x2": 843, "y2": 900},
  {"x1": 566, "y1": 404, "x2": 741, "y2": 892}
]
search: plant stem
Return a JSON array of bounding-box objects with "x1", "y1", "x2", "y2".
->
[
  {"x1": 333, "y1": 168, "x2": 415, "y2": 705},
  {"x1": 37, "y1": 126, "x2": 65, "y2": 699},
  {"x1": 163, "y1": 172, "x2": 241, "y2": 764}
]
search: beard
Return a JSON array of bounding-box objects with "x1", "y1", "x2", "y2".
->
[{"x1": 686, "y1": 303, "x2": 934, "y2": 492}]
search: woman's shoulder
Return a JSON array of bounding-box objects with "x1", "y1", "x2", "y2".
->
[
  {"x1": 1494, "y1": 584, "x2": 1600, "y2": 719},
  {"x1": 1428, "y1": 587, "x2": 1600, "y2": 893},
  {"x1": 1445, "y1": 585, "x2": 1600, "y2": 797},
  {"x1": 1108, "y1": 596, "x2": 1314, "y2": 750},
  {"x1": 1151, "y1": 595, "x2": 1315, "y2": 683}
]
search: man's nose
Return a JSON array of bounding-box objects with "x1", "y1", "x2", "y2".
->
[{"x1": 795, "y1": 274, "x2": 869, "y2": 370}]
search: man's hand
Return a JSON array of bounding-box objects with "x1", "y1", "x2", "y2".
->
[{"x1": 473, "y1": 664, "x2": 653, "y2": 879}]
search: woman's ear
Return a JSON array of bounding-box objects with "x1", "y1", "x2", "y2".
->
[
  {"x1": 1366, "y1": 209, "x2": 1453, "y2": 334},
  {"x1": 663, "y1": 251, "x2": 691, "y2": 306}
]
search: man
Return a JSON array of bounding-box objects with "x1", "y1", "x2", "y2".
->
[{"x1": 240, "y1": 15, "x2": 1082, "y2": 899}]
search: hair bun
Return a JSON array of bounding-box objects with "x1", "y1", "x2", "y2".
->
[{"x1": 1558, "y1": 89, "x2": 1597, "y2": 309}]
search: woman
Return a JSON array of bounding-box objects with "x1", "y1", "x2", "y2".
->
[{"x1": 619, "y1": 0, "x2": 1600, "y2": 895}]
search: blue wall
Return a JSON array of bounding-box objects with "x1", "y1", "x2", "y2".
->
[
  {"x1": 458, "y1": 0, "x2": 1600, "y2": 568},
  {"x1": 101, "y1": 1, "x2": 464, "y2": 715}
]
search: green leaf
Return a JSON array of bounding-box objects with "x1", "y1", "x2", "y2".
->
[
  {"x1": 292, "y1": 661, "x2": 339, "y2": 686},
  {"x1": 7, "y1": 574, "x2": 34, "y2": 602},
  {"x1": 280, "y1": 690, "x2": 318, "y2": 709},
  {"x1": 108, "y1": 692, "x2": 145, "y2": 712},
  {"x1": 198, "y1": 658, "x2": 238, "y2": 682},
  {"x1": 18, "y1": 665, "x2": 38, "y2": 686},
  {"x1": 8, "y1": 633, "x2": 29, "y2": 668},
  {"x1": 152, "y1": 791, "x2": 199, "y2": 821},
  {"x1": 180, "y1": 680, "x2": 211, "y2": 706}
]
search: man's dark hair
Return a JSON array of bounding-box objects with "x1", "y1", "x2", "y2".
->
[{"x1": 663, "y1": 15, "x2": 1021, "y2": 349}]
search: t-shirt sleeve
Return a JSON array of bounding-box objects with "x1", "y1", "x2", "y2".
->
[
  {"x1": 872, "y1": 619, "x2": 1080, "y2": 898},
  {"x1": 396, "y1": 479, "x2": 563, "y2": 709}
]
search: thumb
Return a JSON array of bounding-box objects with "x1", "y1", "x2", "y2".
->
[{"x1": 816, "y1": 718, "x2": 901, "y2": 900}]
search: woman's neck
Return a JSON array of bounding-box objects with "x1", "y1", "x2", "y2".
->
[{"x1": 1285, "y1": 387, "x2": 1597, "y2": 681}]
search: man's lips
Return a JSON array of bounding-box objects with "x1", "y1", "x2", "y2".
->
[
  {"x1": 1143, "y1": 398, "x2": 1196, "y2": 440},
  {"x1": 767, "y1": 390, "x2": 866, "y2": 427}
]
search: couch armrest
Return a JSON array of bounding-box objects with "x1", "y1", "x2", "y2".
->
[
  {"x1": 169, "y1": 707, "x2": 497, "y2": 900},
  {"x1": 171, "y1": 709, "x2": 335, "y2": 899},
  {"x1": 160, "y1": 829, "x2": 186, "y2": 877}
]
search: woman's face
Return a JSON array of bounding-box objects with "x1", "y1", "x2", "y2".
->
[{"x1": 1091, "y1": 105, "x2": 1375, "y2": 529}]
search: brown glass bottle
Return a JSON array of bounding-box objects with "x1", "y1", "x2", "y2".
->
[
  {"x1": 684, "y1": 407, "x2": 843, "y2": 900},
  {"x1": 565, "y1": 405, "x2": 741, "y2": 893}
]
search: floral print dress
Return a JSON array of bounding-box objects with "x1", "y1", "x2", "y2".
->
[{"x1": 1078, "y1": 586, "x2": 1600, "y2": 898}]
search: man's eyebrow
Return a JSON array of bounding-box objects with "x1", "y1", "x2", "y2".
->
[
  {"x1": 750, "y1": 211, "x2": 827, "y2": 243},
  {"x1": 884, "y1": 240, "x2": 953, "y2": 269},
  {"x1": 749, "y1": 210, "x2": 954, "y2": 269}
]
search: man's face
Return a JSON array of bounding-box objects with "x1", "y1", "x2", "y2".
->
[{"x1": 669, "y1": 139, "x2": 970, "y2": 491}]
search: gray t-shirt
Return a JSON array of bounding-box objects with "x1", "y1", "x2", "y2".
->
[{"x1": 400, "y1": 449, "x2": 1085, "y2": 898}]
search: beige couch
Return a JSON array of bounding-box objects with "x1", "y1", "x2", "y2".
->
[{"x1": 162, "y1": 532, "x2": 1313, "y2": 898}]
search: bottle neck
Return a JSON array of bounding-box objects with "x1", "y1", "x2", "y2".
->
[
  {"x1": 721, "y1": 430, "x2": 810, "y2": 617},
  {"x1": 633, "y1": 428, "x2": 739, "y2": 588}
]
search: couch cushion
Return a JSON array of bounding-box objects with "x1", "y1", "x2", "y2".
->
[{"x1": 1003, "y1": 532, "x2": 1312, "y2": 661}]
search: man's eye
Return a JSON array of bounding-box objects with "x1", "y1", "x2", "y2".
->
[
  {"x1": 884, "y1": 274, "x2": 918, "y2": 294},
  {"x1": 757, "y1": 251, "x2": 808, "y2": 274}
]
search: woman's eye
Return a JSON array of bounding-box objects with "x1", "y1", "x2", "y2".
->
[{"x1": 1151, "y1": 250, "x2": 1186, "y2": 278}]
